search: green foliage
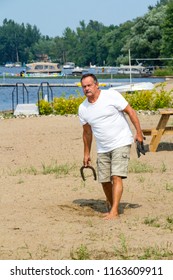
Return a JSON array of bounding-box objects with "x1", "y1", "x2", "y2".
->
[
  {"x1": 129, "y1": 160, "x2": 154, "y2": 173},
  {"x1": 0, "y1": 19, "x2": 41, "y2": 64},
  {"x1": 154, "y1": 67, "x2": 173, "y2": 76},
  {"x1": 53, "y1": 95, "x2": 85, "y2": 115},
  {"x1": 70, "y1": 244, "x2": 90, "y2": 260},
  {"x1": 38, "y1": 100, "x2": 53, "y2": 115},
  {"x1": 0, "y1": 1, "x2": 170, "y2": 66},
  {"x1": 123, "y1": 90, "x2": 153, "y2": 110},
  {"x1": 38, "y1": 84, "x2": 173, "y2": 116},
  {"x1": 153, "y1": 87, "x2": 173, "y2": 109},
  {"x1": 123, "y1": 83, "x2": 173, "y2": 111},
  {"x1": 38, "y1": 94, "x2": 85, "y2": 115}
]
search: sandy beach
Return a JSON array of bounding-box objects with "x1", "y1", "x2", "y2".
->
[{"x1": 0, "y1": 80, "x2": 173, "y2": 260}]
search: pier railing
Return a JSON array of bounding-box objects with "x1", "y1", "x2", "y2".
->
[
  {"x1": 8, "y1": 82, "x2": 77, "y2": 113},
  {"x1": 12, "y1": 83, "x2": 29, "y2": 112}
]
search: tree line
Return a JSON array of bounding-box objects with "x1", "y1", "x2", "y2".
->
[{"x1": 0, "y1": 0, "x2": 172, "y2": 67}]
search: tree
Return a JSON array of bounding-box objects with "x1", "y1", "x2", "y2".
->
[
  {"x1": 161, "y1": 0, "x2": 173, "y2": 62},
  {"x1": 0, "y1": 19, "x2": 41, "y2": 64},
  {"x1": 120, "y1": 5, "x2": 167, "y2": 66}
]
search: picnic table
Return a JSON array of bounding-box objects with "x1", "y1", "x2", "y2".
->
[{"x1": 142, "y1": 109, "x2": 173, "y2": 152}]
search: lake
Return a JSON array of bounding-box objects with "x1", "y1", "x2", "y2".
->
[{"x1": 0, "y1": 66, "x2": 165, "y2": 112}]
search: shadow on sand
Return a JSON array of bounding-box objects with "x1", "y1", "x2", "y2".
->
[
  {"x1": 73, "y1": 199, "x2": 141, "y2": 214},
  {"x1": 144, "y1": 142, "x2": 173, "y2": 153}
]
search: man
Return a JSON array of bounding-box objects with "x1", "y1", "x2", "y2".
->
[{"x1": 78, "y1": 73, "x2": 144, "y2": 220}]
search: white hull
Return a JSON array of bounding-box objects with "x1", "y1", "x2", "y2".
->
[{"x1": 110, "y1": 82, "x2": 154, "y2": 93}]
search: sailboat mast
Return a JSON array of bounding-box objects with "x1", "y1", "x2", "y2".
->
[{"x1": 129, "y1": 49, "x2": 132, "y2": 84}]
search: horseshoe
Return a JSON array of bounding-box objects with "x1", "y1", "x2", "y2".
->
[{"x1": 80, "y1": 166, "x2": 97, "y2": 181}]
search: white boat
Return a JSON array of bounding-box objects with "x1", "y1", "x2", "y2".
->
[
  {"x1": 111, "y1": 50, "x2": 154, "y2": 92},
  {"x1": 25, "y1": 62, "x2": 62, "y2": 75},
  {"x1": 110, "y1": 82, "x2": 154, "y2": 93},
  {"x1": 63, "y1": 62, "x2": 75, "y2": 69},
  {"x1": 117, "y1": 65, "x2": 151, "y2": 76},
  {"x1": 14, "y1": 62, "x2": 22, "y2": 67},
  {"x1": 72, "y1": 66, "x2": 89, "y2": 76},
  {"x1": 5, "y1": 62, "x2": 14, "y2": 68}
]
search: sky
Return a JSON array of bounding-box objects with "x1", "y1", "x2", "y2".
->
[{"x1": 0, "y1": 0, "x2": 159, "y2": 37}]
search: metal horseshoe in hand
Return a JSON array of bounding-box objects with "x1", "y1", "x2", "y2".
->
[{"x1": 80, "y1": 166, "x2": 97, "y2": 181}]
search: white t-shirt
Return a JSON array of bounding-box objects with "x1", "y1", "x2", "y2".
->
[{"x1": 78, "y1": 89, "x2": 134, "y2": 153}]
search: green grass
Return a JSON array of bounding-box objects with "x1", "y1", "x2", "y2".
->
[
  {"x1": 70, "y1": 244, "x2": 90, "y2": 260},
  {"x1": 6, "y1": 162, "x2": 78, "y2": 178},
  {"x1": 165, "y1": 183, "x2": 173, "y2": 192},
  {"x1": 143, "y1": 217, "x2": 160, "y2": 228},
  {"x1": 129, "y1": 160, "x2": 154, "y2": 173}
]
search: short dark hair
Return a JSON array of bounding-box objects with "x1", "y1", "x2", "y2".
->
[{"x1": 80, "y1": 73, "x2": 98, "y2": 83}]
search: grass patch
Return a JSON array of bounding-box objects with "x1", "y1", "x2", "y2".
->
[
  {"x1": 165, "y1": 183, "x2": 173, "y2": 192},
  {"x1": 143, "y1": 217, "x2": 160, "y2": 228},
  {"x1": 70, "y1": 244, "x2": 90, "y2": 260},
  {"x1": 160, "y1": 161, "x2": 167, "y2": 173},
  {"x1": 6, "y1": 162, "x2": 78, "y2": 178},
  {"x1": 114, "y1": 233, "x2": 129, "y2": 260},
  {"x1": 129, "y1": 160, "x2": 154, "y2": 173},
  {"x1": 139, "y1": 245, "x2": 173, "y2": 260},
  {"x1": 41, "y1": 162, "x2": 77, "y2": 177}
]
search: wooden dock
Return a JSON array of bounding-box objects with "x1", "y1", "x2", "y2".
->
[{"x1": 0, "y1": 83, "x2": 79, "y2": 87}]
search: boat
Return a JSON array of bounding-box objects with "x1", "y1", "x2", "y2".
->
[
  {"x1": 63, "y1": 62, "x2": 75, "y2": 69},
  {"x1": 111, "y1": 50, "x2": 154, "y2": 92},
  {"x1": 117, "y1": 65, "x2": 151, "y2": 76},
  {"x1": 5, "y1": 62, "x2": 14, "y2": 68},
  {"x1": 72, "y1": 66, "x2": 89, "y2": 76},
  {"x1": 110, "y1": 82, "x2": 154, "y2": 93},
  {"x1": 14, "y1": 62, "x2": 22, "y2": 67},
  {"x1": 25, "y1": 62, "x2": 62, "y2": 75}
]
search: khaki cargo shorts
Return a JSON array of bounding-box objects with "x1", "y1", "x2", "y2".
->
[{"x1": 97, "y1": 145, "x2": 131, "y2": 183}]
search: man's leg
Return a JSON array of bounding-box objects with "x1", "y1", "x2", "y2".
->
[
  {"x1": 102, "y1": 182, "x2": 113, "y2": 211},
  {"x1": 103, "y1": 175, "x2": 123, "y2": 220}
]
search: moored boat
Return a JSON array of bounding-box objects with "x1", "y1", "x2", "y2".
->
[
  {"x1": 63, "y1": 62, "x2": 75, "y2": 69},
  {"x1": 25, "y1": 62, "x2": 62, "y2": 75},
  {"x1": 72, "y1": 67, "x2": 89, "y2": 76}
]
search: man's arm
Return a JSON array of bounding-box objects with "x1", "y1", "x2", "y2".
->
[
  {"x1": 83, "y1": 123, "x2": 93, "y2": 166},
  {"x1": 123, "y1": 104, "x2": 144, "y2": 142}
]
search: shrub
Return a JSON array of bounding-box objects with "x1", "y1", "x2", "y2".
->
[
  {"x1": 53, "y1": 95, "x2": 85, "y2": 115},
  {"x1": 152, "y1": 83, "x2": 173, "y2": 109},
  {"x1": 123, "y1": 90, "x2": 153, "y2": 110},
  {"x1": 38, "y1": 100, "x2": 53, "y2": 115},
  {"x1": 38, "y1": 83, "x2": 173, "y2": 115},
  {"x1": 123, "y1": 83, "x2": 173, "y2": 111},
  {"x1": 154, "y1": 67, "x2": 173, "y2": 76}
]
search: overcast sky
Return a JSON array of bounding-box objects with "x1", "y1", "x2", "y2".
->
[{"x1": 0, "y1": 0, "x2": 159, "y2": 37}]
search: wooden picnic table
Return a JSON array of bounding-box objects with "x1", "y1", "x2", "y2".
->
[{"x1": 142, "y1": 109, "x2": 173, "y2": 152}]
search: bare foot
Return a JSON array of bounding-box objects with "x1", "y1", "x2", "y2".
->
[
  {"x1": 102, "y1": 211, "x2": 110, "y2": 217},
  {"x1": 103, "y1": 212, "x2": 119, "y2": 220}
]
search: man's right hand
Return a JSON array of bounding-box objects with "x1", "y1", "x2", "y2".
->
[{"x1": 83, "y1": 155, "x2": 91, "y2": 167}]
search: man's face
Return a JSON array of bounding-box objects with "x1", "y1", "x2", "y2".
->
[{"x1": 81, "y1": 77, "x2": 99, "y2": 98}]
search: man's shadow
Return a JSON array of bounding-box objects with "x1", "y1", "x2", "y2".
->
[
  {"x1": 73, "y1": 199, "x2": 141, "y2": 214},
  {"x1": 144, "y1": 142, "x2": 173, "y2": 152}
]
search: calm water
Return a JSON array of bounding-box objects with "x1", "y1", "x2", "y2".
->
[{"x1": 0, "y1": 66, "x2": 165, "y2": 112}]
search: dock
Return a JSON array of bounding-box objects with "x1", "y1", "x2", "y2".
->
[
  {"x1": 0, "y1": 82, "x2": 119, "y2": 88},
  {"x1": 0, "y1": 83, "x2": 79, "y2": 87}
]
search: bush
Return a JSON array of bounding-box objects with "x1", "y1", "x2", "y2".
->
[
  {"x1": 154, "y1": 67, "x2": 173, "y2": 76},
  {"x1": 53, "y1": 94, "x2": 85, "y2": 115},
  {"x1": 38, "y1": 100, "x2": 53, "y2": 115},
  {"x1": 123, "y1": 90, "x2": 153, "y2": 110},
  {"x1": 123, "y1": 83, "x2": 173, "y2": 111},
  {"x1": 38, "y1": 84, "x2": 173, "y2": 115}
]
